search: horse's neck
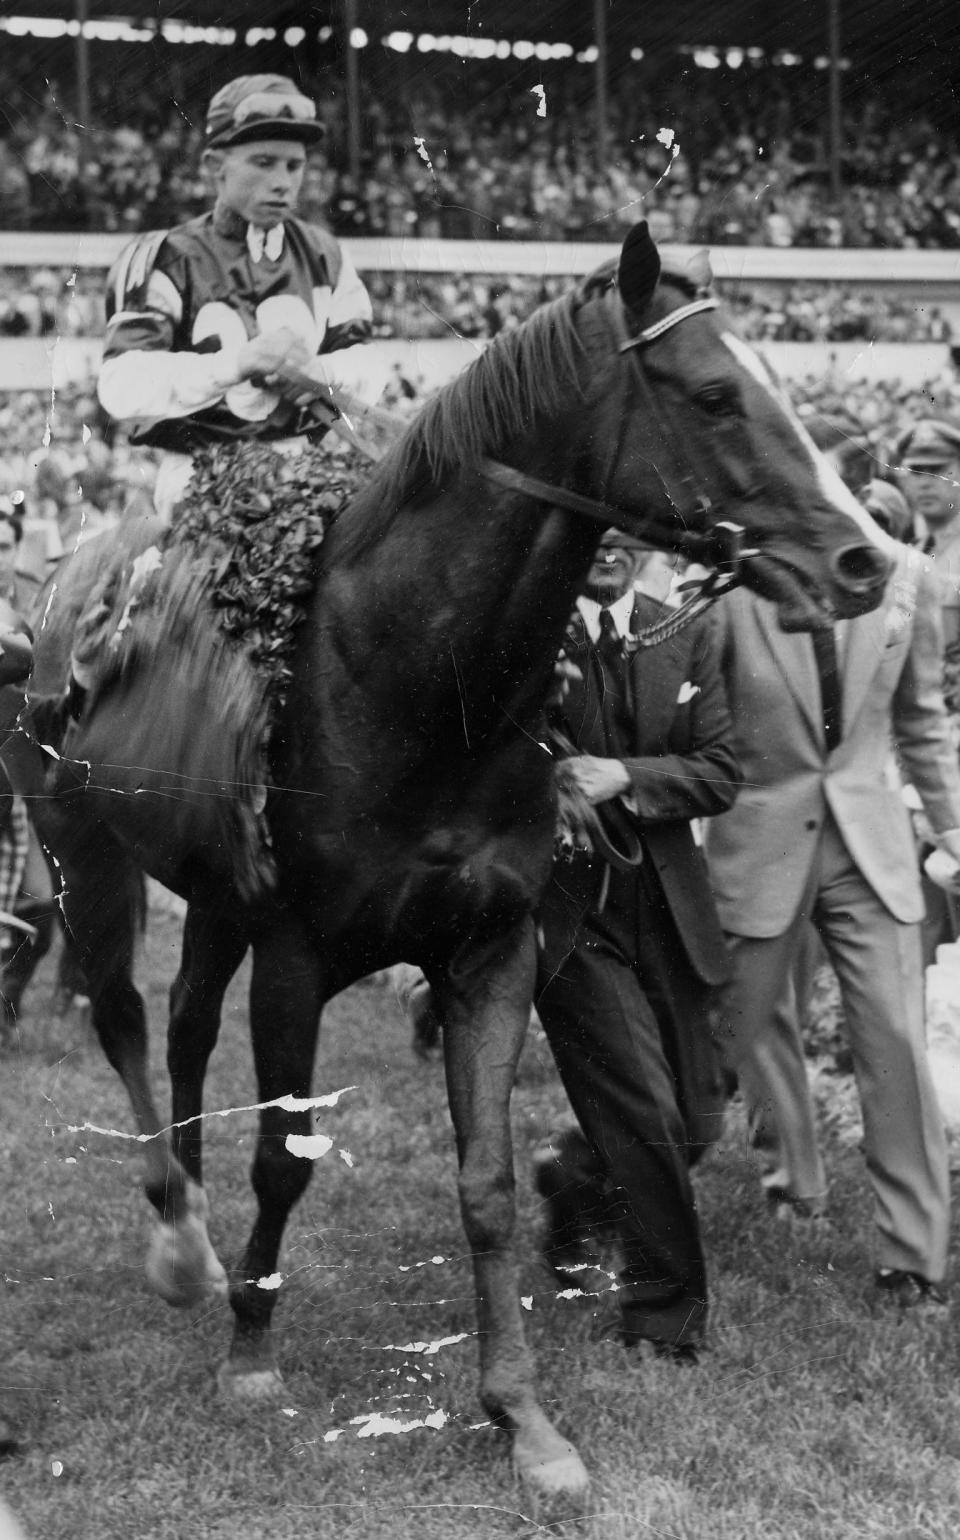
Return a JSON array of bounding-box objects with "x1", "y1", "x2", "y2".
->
[{"x1": 327, "y1": 490, "x2": 597, "y2": 741}]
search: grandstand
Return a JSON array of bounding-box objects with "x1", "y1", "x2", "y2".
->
[{"x1": 1, "y1": 2, "x2": 959, "y2": 505}]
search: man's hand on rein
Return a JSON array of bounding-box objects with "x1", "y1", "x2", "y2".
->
[{"x1": 564, "y1": 755, "x2": 631, "y2": 805}]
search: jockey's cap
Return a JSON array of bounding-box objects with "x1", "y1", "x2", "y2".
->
[{"x1": 205, "y1": 75, "x2": 325, "y2": 149}]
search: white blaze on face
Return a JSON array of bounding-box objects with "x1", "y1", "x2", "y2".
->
[{"x1": 719, "y1": 331, "x2": 896, "y2": 558}]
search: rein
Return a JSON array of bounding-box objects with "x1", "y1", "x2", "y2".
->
[{"x1": 269, "y1": 290, "x2": 748, "y2": 647}]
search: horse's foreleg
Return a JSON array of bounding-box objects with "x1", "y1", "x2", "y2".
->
[
  {"x1": 433, "y1": 921, "x2": 589, "y2": 1503},
  {"x1": 145, "y1": 898, "x2": 249, "y2": 1309},
  {"x1": 220, "y1": 919, "x2": 323, "y2": 1401}
]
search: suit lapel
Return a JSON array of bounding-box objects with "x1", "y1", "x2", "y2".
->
[
  {"x1": 753, "y1": 595, "x2": 823, "y2": 745},
  {"x1": 628, "y1": 596, "x2": 686, "y2": 753},
  {"x1": 841, "y1": 578, "x2": 894, "y2": 728}
]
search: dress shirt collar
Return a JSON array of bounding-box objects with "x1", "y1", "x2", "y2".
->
[
  {"x1": 576, "y1": 588, "x2": 635, "y2": 643},
  {"x1": 211, "y1": 205, "x2": 286, "y2": 263},
  {"x1": 246, "y1": 223, "x2": 285, "y2": 263}
]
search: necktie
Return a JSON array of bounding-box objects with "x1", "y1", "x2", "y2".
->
[
  {"x1": 811, "y1": 625, "x2": 842, "y2": 753},
  {"x1": 597, "y1": 606, "x2": 622, "y2": 666},
  {"x1": 595, "y1": 608, "x2": 630, "y2": 745},
  {"x1": 246, "y1": 223, "x2": 284, "y2": 263}
]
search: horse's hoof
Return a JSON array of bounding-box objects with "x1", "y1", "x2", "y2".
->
[
  {"x1": 515, "y1": 1448, "x2": 590, "y2": 1502},
  {"x1": 217, "y1": 1363, "x2": 286, "y2": 1403},
  {"x1": 512, "y1": 1425, "x2": 590, "y2": 1507},
  {"x1": 145, "y1": 1231, "x2": 228, "y2": 1307},
  {"x1": 145, "y1": 1198, "x2": 228, "y2": 1308}
]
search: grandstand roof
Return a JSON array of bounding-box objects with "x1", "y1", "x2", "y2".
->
[{"x1": 16, "y1": 0, "x2": 960, "y2": 62}]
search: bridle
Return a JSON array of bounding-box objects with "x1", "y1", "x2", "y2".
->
[{"x1": 480, "y1": 287, "x2": 755, "y2": 648}]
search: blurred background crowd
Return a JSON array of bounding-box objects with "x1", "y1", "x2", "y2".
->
[
  {"x1": 2, "y1": 361, "x2": 957, "y2": 576},
  {"x1": 1, "y1": 264, "x2": 953, "y2": 347},
  {"x1": 2, "y1": 52, "x2": 960, "y2": 248},
  {"x1": 2, "y1": 38, "x2": 959, "y2": 569}
]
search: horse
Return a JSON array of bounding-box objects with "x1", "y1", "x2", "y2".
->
[{"x1": 21, "y1": 223, "x2": 890, "y2": 1502}]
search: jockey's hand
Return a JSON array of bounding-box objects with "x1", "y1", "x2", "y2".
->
[
  {"x1": 564, "y1": 755, "x2": 631, "y2": 805},
  {"x1": 237, "y1": 327, "x2": 313, "y2": 384}
]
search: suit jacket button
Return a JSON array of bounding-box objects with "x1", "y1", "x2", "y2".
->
[{"x1": 805, "y1": 819, "x2": 818, "y2": 830}]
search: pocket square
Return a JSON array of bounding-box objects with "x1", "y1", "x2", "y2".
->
[{"x1": 677, "y1": 681, "x2": 700, "y2": 704}]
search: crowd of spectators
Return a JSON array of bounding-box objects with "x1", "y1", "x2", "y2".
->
[
  {"x1": 2, "y1": 49, "x2": 960, "y2": 248},
  {"x1": 1, "y1": 263, "x2": 953, "y2": 347},
  {"x1": 2, "y1": 359, "x2": 959, "y2": 573},
  {"x1": 2, "y1": 42, "x2": 958, "y2": 555}
]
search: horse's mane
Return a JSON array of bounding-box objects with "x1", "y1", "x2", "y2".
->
[{"x1": 336, "y1": 286, "x2": 591, "y2": 560}]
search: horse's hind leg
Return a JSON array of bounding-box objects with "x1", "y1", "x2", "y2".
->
[
  {"x1": 41, "y1": 808, "x2": 207, "y2": 1299},
  {"x1": 168, "y1": 897, "x2": 250, "y2": 1183},
  {"x1": 433, "y1": 921, "x2": 589, "y2": 1503},
  {"x1": 220, "y1": 918, "x2": 324, "y2": 1400},
  {"x1": 144, "y1": 897, "x2": 249, "y2": 1308}
]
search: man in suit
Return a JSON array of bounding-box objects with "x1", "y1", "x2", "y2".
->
[
  {"x1": 705, "y1": 549, "x2": 960, "y2": 1307},
  {"x1": 895, "y1": 420, "x2": 960, "y2": 959},
  {"x1": 534, "y1": 530, "x2": 741, "y2": 1361}
]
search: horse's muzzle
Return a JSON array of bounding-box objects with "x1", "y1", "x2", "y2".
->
[{"x1": 829, "y1": 541, "x2": 893, "y2": 616}]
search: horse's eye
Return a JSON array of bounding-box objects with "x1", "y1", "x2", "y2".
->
[{"x1": 698, "y1": 385, "x2": 740, "y2": 417}]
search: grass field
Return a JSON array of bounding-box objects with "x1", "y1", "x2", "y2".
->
[{"x1": 3, "y1": 901, "x2": 960, "y2": 1540}]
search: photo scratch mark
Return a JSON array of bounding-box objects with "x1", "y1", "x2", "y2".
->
[
  {"x1": 285, "y1": 1132, "x2": 334, "y2": 1160},
  {"x1": 382, "y1": 1333, "x2": 471, "y2": 1355},
  {"x1": 319, "y1": 1407, "x2": 449, "y2": 1443},
  {"x1": 63, "y1": 1085, "x2": 357, "y2": 1143},
  {"x1": 412, "y1": 135, "x2": 434, "y2": 175},
  {"x1": 398, "y1": 1253, "x2": 449, "y2": 1272},
  {"x1": 530, "y1": 84, "x2": 546, "y2": 117}
]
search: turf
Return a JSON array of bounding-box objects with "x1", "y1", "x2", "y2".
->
[{"x1": 2, "y1": 902, "x2": 960, "y2": 1539}]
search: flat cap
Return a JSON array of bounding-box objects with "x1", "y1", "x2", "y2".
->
[
  {"x1": 205, "y1": 75, "x2": 325, "y2": 150},
  {"x1": 895, "y1": 419, "x2": 960, "y2": 469}
]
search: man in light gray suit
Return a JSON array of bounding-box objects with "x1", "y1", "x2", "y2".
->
[{"x1": 706, "y1": 547, "x2": 960, "y2": 1307}]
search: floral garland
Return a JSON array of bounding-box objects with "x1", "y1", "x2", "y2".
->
[{"x1": 169, "y1": 438, "x2": 369, "y2": 702}]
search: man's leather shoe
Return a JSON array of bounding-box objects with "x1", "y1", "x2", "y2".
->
[{"x1": 874, "y1": 1268, "x2": 948, "y2": 1311}]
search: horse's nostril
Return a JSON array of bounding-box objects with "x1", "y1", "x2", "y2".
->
[{"x1": 830, "y1": 543, "x2": 892, "y2": 593}]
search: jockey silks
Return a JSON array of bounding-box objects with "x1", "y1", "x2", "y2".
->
[{"x1": 100, "y1": 206, "x2": 380, "y2": 454}]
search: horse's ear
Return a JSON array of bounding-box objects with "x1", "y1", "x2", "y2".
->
[
  {"x1": 618, "y1": 222, "x2": 661, "y2": 319},
  {"x1": 686, "y1": 247, "x2": 713, "y2": 290}
]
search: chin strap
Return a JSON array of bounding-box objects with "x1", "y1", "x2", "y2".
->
[{"x1": 628, "y1": 522, "x2": 759, "y2": 649}]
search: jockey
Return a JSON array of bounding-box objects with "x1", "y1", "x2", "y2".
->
[{"x1": 97, "y1": 74, "x2": 390, "y2": 519}]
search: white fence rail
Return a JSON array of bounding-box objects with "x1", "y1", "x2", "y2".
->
[
  {"x1": 4, "y1": 234, "x2": 960, "y2": 286},
  {"x1": 1, "y1": 235, "x2": 956, "y2": 392}
]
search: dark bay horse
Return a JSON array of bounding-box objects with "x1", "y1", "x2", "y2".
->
[{"x1": 22, "y1": 224, "x2": 890, "y2": 1500}]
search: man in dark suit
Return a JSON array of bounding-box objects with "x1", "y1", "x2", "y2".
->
[{"x1": 534, "y1": 530, "x2": 741, "y2": 1362}]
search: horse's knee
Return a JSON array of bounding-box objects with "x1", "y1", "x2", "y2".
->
[
  {"x1": 458, "y1": 1161, "x2": 516, "y2": 1251},
  {"x1": 251, "y1": 1127, "x2": 315, "y2": 1214}
]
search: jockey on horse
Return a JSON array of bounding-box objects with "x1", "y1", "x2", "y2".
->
[{"x1": 97, "y1": 73, "x2": 389, "y2": 522}]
